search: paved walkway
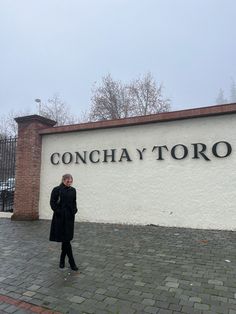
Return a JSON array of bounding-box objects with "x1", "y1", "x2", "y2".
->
[{"x1": 1, "y1": 219, "x2": 236, "y2": 314}]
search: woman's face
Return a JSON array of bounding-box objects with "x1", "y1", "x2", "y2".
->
[{"x1": 63, "y1": 177, "x2": 73, "y2": 187}]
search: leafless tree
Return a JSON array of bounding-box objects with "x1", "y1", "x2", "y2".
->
[
  {"x1": 0, "y1": 109, "x2": 30, "y2": 138},
  {"x1": 89, "y1": 74, "x2": 132, "y2": 120},
  {"x1": 0, "y1": 116, "x2": 11, "y2": 139},
  {"x1": 89, "y1": 73, "x2": 171, "y2": 121},
  {"x1": 0, "y1": 94, "x2": 82, "y2": 137},
  {"x1": 39, "y1": 94, "x2": 78, "y2": 125},
  {"x1": 129, "y1": 72, "x2": 170, "y2": 115},
  {"x1": 77, "y1": 109, "x2": 91, "y2": 123}
]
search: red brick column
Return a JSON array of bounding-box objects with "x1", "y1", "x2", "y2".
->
[{"x1": 11, "y1": 115, "x2": 56, "y2": 220}]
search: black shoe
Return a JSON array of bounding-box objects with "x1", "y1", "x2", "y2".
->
[
  {"x1": 59, "y1": 251, "x2": 66, "y2": 269},
  {"x1": 70, "y1": 264, "x2": 78, "y2": 271}
]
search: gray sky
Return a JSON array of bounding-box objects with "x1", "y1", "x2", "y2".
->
[{"x1": 0, "y1": 0, "x2": 235, "y2": 117}]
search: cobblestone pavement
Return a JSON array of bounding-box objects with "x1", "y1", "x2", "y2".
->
[{"x1": 1, "y1": 219, "x2": 236, "y2": 314}]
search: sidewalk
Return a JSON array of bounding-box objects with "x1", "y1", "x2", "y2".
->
[{"x1": 1, "y1": 218, "x2": 236, "y2": 314}]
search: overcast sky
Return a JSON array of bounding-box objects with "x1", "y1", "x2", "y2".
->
[{"x1": 0, "y1": 0, "x2": 235, "y2": 117}]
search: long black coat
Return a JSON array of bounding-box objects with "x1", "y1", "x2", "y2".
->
[{"x1": 49, "y1": 183, "x2": 78, "y2": 242}]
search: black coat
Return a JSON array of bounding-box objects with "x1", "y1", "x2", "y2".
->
[{"x1": 49, "y1": 183, "x2": 78, "y2": 242}]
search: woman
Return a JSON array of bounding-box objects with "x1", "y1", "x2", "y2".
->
[{"x1": 49, "y1": 173, "x2": 78, "y2": 271}]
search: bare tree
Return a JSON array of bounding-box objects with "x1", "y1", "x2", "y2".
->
[
  {"x1": 89, "y1": 73, "x2": 170, "y2": 121},
  {"x1": 39, "y1": 94, "x2": 78, "y2": 125},
  {"x1": 89, "y1": 74, "x2": 131, "y2": 120},
  {"x1": 77, "y1": 108, "x2": 91, "y2": 123},
  {"x1": 129, "y1": 72, "x2": 170, "y2": 116},
  {"x1": 0, "y1": 109, "x2": 31, "y2": 138},
  {"x1": 0, "y1": 94, "x2": 82, "y2": 137},
  {"x1": 0, "y1": 116, "x2": 10, "y2": 139}
]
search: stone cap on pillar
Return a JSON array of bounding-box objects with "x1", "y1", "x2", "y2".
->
[{"x1": 15, "y1": 114, "x2": 57, "y2": 127}]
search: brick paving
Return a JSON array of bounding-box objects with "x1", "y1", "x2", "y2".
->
[{"x1": 1, "y1": 218, "x2": 236, "y2": 313}]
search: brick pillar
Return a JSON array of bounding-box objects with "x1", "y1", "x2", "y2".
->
[{"x1": 11, "y1": 115, "x2": 56, "y2": 220}]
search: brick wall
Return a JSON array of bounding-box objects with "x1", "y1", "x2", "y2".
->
[{"x1": 11, "y1": 116, "x2": 56, "y2": 220}]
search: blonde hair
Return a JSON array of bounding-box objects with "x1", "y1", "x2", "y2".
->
[{"x1": 61, "y1": 173, "x2": 73, "y2": 183}]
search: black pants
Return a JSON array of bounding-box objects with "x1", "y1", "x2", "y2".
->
[{"x1": 61, "y1": 241, "x2": 76, "y2": 266}]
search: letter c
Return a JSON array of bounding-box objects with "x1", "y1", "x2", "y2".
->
[
  {"x1": 50, "y1": 153, "x2": 60, "y2": 165},
  {"x1": 89, "y1": 150, "x2": 100, "y2": 163}
]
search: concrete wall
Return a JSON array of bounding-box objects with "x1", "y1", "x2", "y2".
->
[{"x1": 38, "y1": 114, "x2": 236, "y2": 230}]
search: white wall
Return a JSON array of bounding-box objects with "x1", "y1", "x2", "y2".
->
[{"x1": 38, "y1": 114, "x2": 236, "y2": 230}]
